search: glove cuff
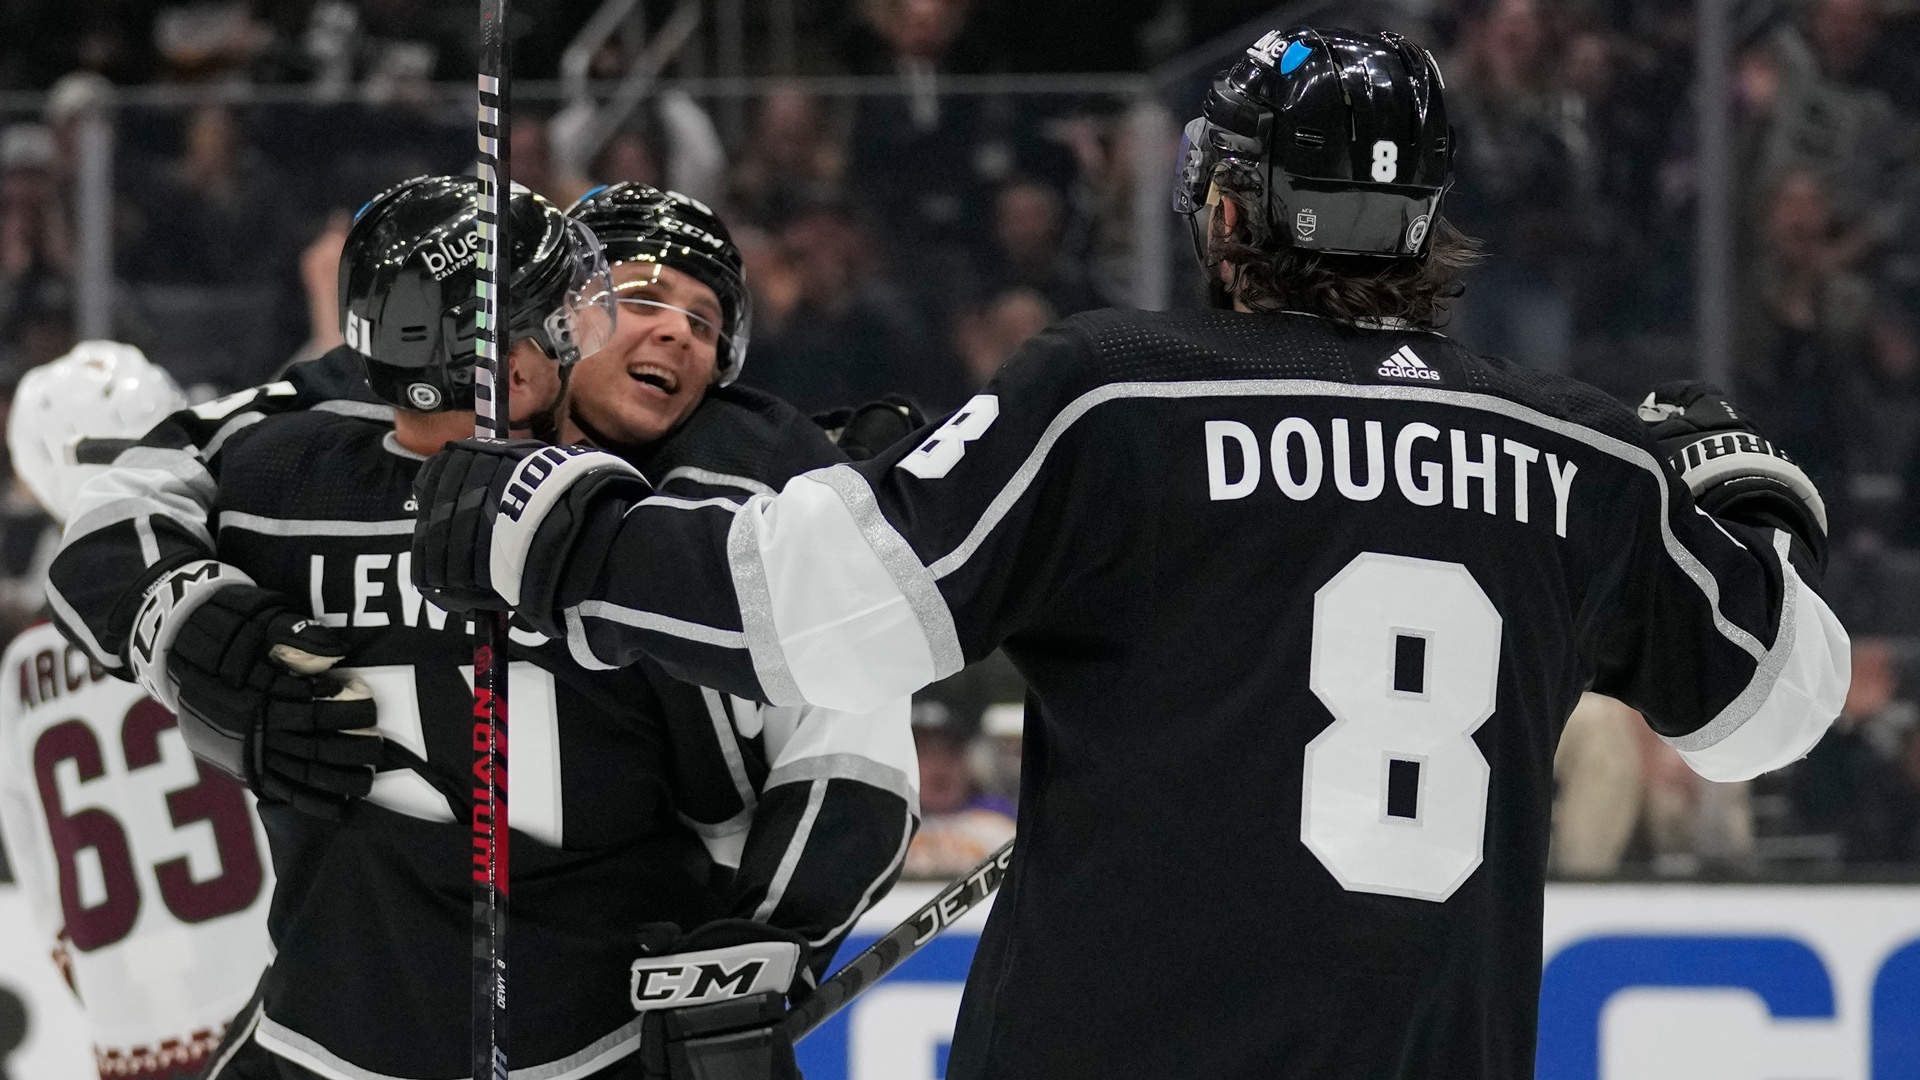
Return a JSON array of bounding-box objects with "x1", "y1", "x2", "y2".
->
[
  {"x1": 1669, "y1": 431, "x2": 1828, "y2": 535},
  {"x1": 128, "y1": 561, "x2": 256, "y2": 711},
  {"x1": 491, "y1": 446, "x2": 644, "y2": 607},
  {"x1": 628, "y1": 940, "x2": 801, "y2": 1012}
]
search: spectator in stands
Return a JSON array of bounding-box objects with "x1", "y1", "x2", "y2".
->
[
  {"x1": 1640, "y1": 722, "x2": 1757, "y2": 876},
  {"x1": 122, "y1": 104, "x2": 289, "y2": 287},
  {"x1": 844, "y1": 0, "x2": 995, "y2": 276},
  {"x1": 1734, "y1": 169, "x2": 1873, "y2": 489},
  {"x1": 1551, "y1": 694, "x2": 1645, "y2": 877},
  {"x1": 743, "y1": 198, "x2": 965, "y2": 413},
  {"x1": 1795, "y1": 639, "x2": 1920, "y2": 861},
  {"x1": 0, "y1": 125, "x2": 73, "y2": 376},
  {"x1": 904, "y1": 706, "x2": 1015, "y2": 880},
  {"x1": 511, "y1": 115, "x2": 557, "y2": 202},
  {"x1": 1807, "y1": 0, "x2": 1920, "y2": 115},
  {"x1": 972, "y1": 179, "x2": 1104, "y2": 318},
  {"x1": 955, "y1": 288, "x2": 1054, "y2": 388},
  {"x1": 731, "y1": 83, "x2": 845, "y2": 228},
  {"x1": 1446, "y1": 0, "x2": 1590, "y2": 372}
]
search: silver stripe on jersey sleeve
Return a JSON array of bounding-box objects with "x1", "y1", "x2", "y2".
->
[
  {"x1": 256, "y1": 1013, "x2": 646, "y2": 1080},
  {"x1": 1666, "y1": 527, "x2": 1801, "y2": 754},
  {"x1": 811, "y1": 464, "x2": 965, "y2": 682},
  {"x1": 218, "y1": 512, "x2": 415, "y2": 536},
  {"x1": 134, "y1": 516, "x2": 160, "y2": 566},
  {"x1": 65, "y1": 495, "x2": 213, "y2": 551},
  {"x1": 678, "y1": 807, "x2": 754, "y2": 869},
  {"x1": 572, "y1": 599, "x2": 747, "y2": 648},
  {"x1": 702, "y1": 688, "x2": 760, "y2": 809},
  {"x1": 766, "y1": 752, "x2": 917, "y2": 807},
  {"x1": 203, "y1": 412, "x2": 266, "y2": 460},
  {"x1": 658, "y1": 465, "x2": 776, "y2": 496},
  {"x1": 46, "y1": 579, "x2": 120, "y2": 668},
  {"x1": 314, "y1": 399, "x2": 397, "y2": 422},
  {"x1": 923, "y1": 378, "x2": 1770, "y2": 662},
  {"x1": 726, "y1": 508, "x2": 809, "y2": 706},
  {"x1": 808, "y1": 806, "x2": 915, "y2": 950},
  {"x1": 63, "y1": 446, "x2": 218, "y2": 550},
  {"x1": 632, "y1": 494, "x2": 746, "y2": 514},
  {"x1": 751, "y1": 778, "x2": 828, "y2": 922},
  {"x1": 562, "y1": 606, "x2": 621, "y2": 670}
]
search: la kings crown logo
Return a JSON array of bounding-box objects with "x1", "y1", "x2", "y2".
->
[{"x1": 1378, "y1": 345, "x2": 1441, "y2": 382}]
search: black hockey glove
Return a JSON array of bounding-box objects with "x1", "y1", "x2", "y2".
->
[
  {"x1": 1638, "y1": 381, "x2": 1829, "y2": 567},
  {"x1": 815, "y1": 395, "x2": 926, "y2": 461},
  {"x1": 630, "y1": 919, "x2": 811, "y2": 1080},
  {"x1": 164, "y1": 585, "x2": 383, "y2": 820},
  {"x1": 410, "y1": 438, "x2": 650, "y2": 627}
]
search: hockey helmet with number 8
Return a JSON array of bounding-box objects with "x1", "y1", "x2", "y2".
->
[
  {"x1": 1174, "y1": 26, "x2": 1453, "y2": 264},
  {"x1": 340, "y1": 175, "x2": 617, "y2": 413}
]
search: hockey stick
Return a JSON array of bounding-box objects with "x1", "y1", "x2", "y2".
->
[
  {"x1": 473, "y1": 4, "x2": 512, "y2": 1079},
  {"x1": 785, "y1": 838, "x2": 1015, "y2": 1041}
]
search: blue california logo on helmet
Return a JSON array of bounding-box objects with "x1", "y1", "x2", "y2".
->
[{"x1": 1279, "y1": 39, "x2": 1312, "y2": 75}]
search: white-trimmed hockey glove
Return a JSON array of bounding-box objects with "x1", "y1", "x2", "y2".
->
[
  {"x1": 1638, "y1": 381, "x2": 1829, "y2": 567},
  {"x1": 630, "y1": 919, "x2": 809, "y2": 1080},
  {"x1": 409, "y1": 438, "x2": 649, "y2": 629},
  {"x1": 131, "y1": 563, "x2": 382, "y2": 820}
]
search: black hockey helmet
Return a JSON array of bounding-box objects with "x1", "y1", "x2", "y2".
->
[
  {"x1": 340, "y1": 175, "x2": 616, "y2": 413},
  {"x1": 1174, "y1": 27, "x2": 1452, "y2": 263},
  {"x1": 565, "y1": 182, "x2": 751, "y2": 386}
]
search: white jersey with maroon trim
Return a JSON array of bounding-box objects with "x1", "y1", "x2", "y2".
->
[{"x1": 0, "y1": 622, "x2": 273, "y2": 1080}]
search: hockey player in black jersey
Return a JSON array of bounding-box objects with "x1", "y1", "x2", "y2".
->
[
  {"x1": 410, "y1": 27, "x2": 1850, "y2": 1080},
  {"x1": 48, "y1": 176, "x2": 916, "y2": 1080}
]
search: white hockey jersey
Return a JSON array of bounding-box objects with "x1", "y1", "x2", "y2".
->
[{"x1": 0, "y1": 622, "x2": 274, "y2": 1080}]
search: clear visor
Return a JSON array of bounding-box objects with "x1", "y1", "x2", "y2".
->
[
  {"x1": 542, "y1": 218, "x2": 618, "y2": 365},
  {"x1": 607, "y1": 263, "x2": 747, "y2": 380},
  {"x1": 1172, "y1": 117, "x2": 1216, "y2": 216}
]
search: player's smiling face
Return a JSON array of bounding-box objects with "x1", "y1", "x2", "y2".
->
[{"x1": 563, "y1": 262, "x2": 721, "y2": 449}]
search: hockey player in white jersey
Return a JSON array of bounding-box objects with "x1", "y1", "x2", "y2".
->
[
  {"x1": 408, "y1": 27, "x2": 1851, "y2": 1080},
  {"x1": 0, "y1": 342, "x2": 275, "y2": 1080}
]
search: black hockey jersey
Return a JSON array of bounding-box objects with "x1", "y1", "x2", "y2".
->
[
  {"x1": 47, "y1": 348, "x2": 917, "y2": 1080},
  {"x1": 538, "y1": 309, "x2": 1849, "y2": 1080}
]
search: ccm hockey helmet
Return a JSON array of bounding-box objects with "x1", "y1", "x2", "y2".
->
[
  {"x1": 8, "y1": 341, "x2": 186, "y2": 520},
  {"x1": 1174, "y1": 27, "x2": 1452, "y2": 262},
  {"x1": 566, "y1": 183, "x2": 751, "y2": 386},
  {"x1": 340, "y1": 175, "x2": 616, "y2": 413}
]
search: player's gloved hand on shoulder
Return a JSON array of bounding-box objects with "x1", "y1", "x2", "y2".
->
[
  {"x1": 630, "y1": 919, "x2": 810, "y2": 1080},
  {"x1": 1638, "y1": 381, "x2": 1829, "y2": 567},
  {"x1": 164, "y1": 585, "x2": 383, "y2": 820},
  {"x1": 409, "y1": 438, "x2": 649, "y2": 628},
  {"x1": 815, "y1": 395, "x2": 926, "y2": 461}
]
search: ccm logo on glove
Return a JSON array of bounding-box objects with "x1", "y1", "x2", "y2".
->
[{"x1": 628, "y1": 941, "x2": 800, "y2": 1012}]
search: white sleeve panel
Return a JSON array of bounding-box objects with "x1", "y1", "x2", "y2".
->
[
  {"x1": 730, "y1": 473, "x2": 944, "y2": 713},
  {"x1": 760, "y1": 696, "x2": 920, "y2": 810},
  {"x1": 62, "y1": 446, "x2": 216, "y2": 549},
  {"x1": 1668, "y1": 539, "x2": 1850, "y2": 782}
]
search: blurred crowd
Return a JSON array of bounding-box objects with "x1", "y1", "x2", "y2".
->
[{"x1": 4, "y1": 0, "x2": 1920, "y2": 879}]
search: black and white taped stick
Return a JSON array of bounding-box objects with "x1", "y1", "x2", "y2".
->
[
  {"x1": 786, "y1": 839, "x2": 1015, "y2": 1041},
  {"x1": 472, "y1": 4, "x2": 512, "y2": 1079}
]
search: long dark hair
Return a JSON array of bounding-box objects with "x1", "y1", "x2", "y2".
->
[{"x1": 1208, "y1": 193, "x2": 1483, "y2": 328}]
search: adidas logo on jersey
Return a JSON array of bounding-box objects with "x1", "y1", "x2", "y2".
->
[{"x1": 1378, "y1": 346, "x2": 1441, "y2": 382}]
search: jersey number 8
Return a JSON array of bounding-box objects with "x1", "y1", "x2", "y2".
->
[{"x1": 1302, "y1": 552, "x2": 1501, "y2": 902}]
